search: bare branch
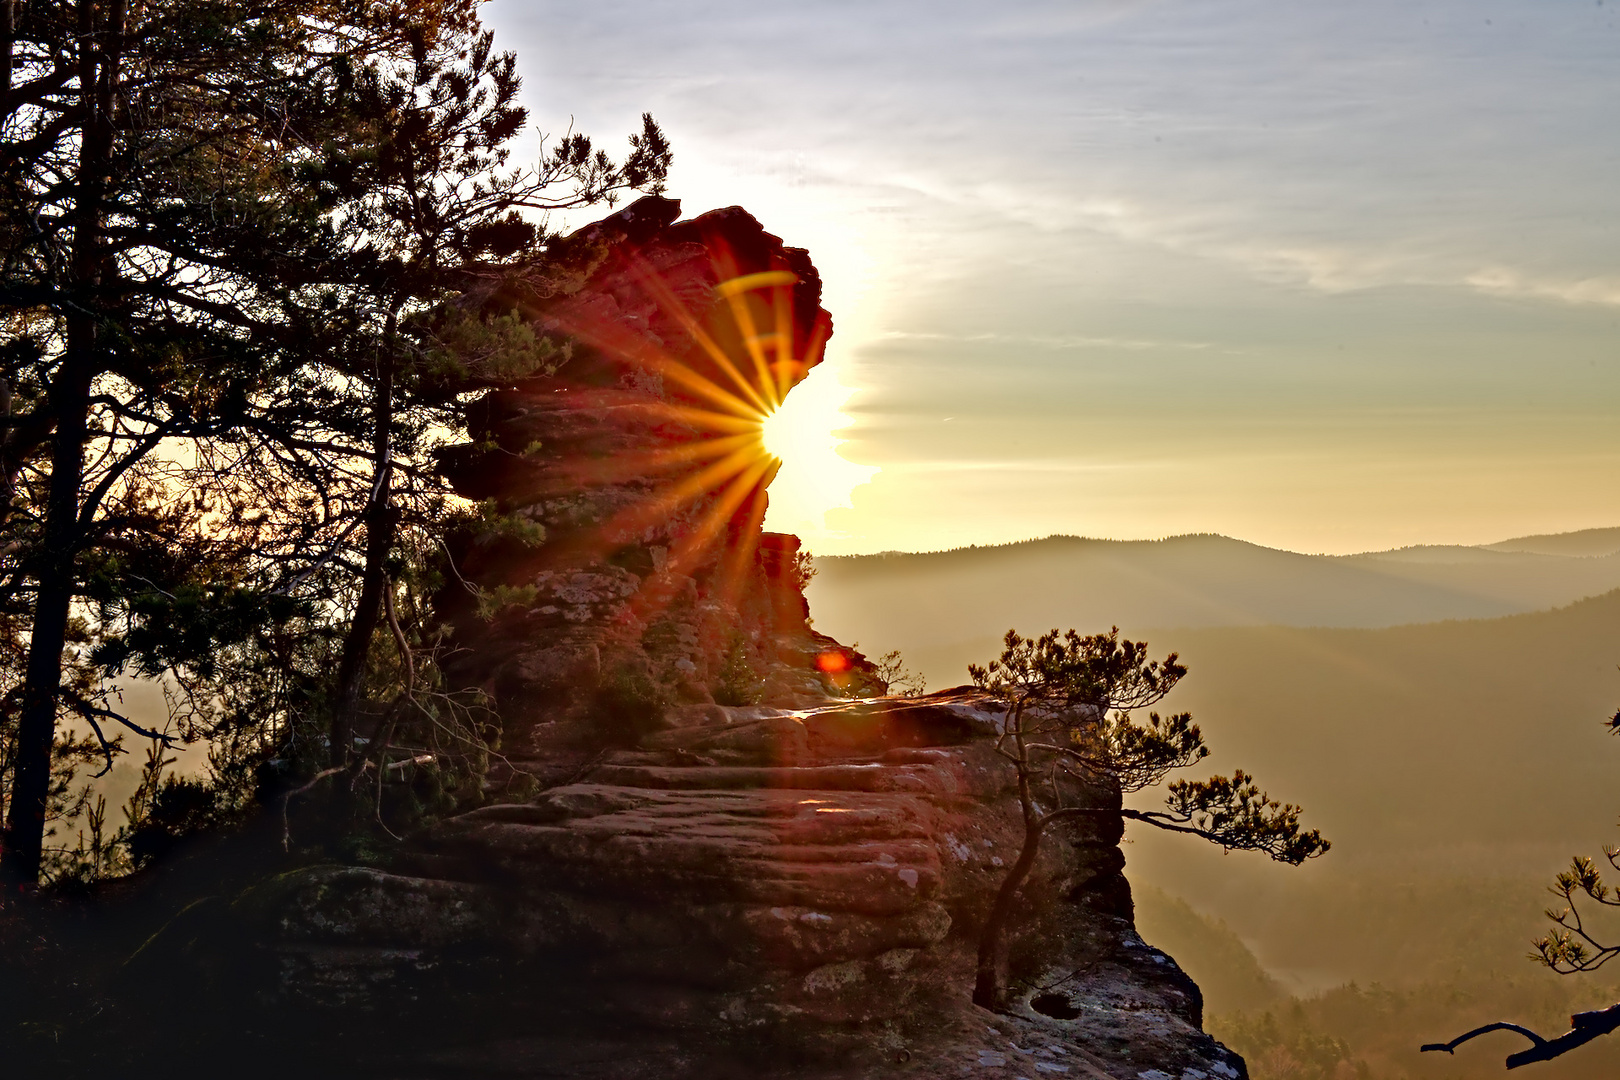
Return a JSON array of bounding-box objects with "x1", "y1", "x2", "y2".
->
[{"x1": 1423, "y1": 1004, "x2": 1620, "y2": 1068}]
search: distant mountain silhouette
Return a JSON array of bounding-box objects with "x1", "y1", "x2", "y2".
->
[
  {"x1": 1485, "y1": 525, "x2": 1620, "y2": 557},
  {"x1": 808, "y1": 534, "x2": 1620, "y2": 675}
]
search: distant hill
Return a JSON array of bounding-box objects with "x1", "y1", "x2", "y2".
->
[
  {"x1": 1130, "y1": 589, "x2": 1620, "y2": 872},
  {"x1": 1116, "y1": 592, "x2": 1620, "y2": 1014},
  {"x1": 1133, "y1": 885, "x2": 1282, "y2": 1014},
  {"x1": 1486, "y1": 525, "x2": 1620, "y2": 557},
  {"x1": 898, "y1": 590, "x2": 1620, "y2": 995},
  {"x1": 823, "y1": 587, "x2": 1620, "y2": 873},
  {"x1": 807, "y1": 533, "x2": 1620, "y2": 683}
]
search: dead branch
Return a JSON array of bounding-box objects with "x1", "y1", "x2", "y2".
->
[
  {"x1": 76, "y1": 710, "x2": 123, "y2": 778},
  {"x1": 279, "y1": 765, "x2": 349, "y2": 852},
  {"x1": 1422, "y1": 1003, "x2": 1620, "y2": 1068}
]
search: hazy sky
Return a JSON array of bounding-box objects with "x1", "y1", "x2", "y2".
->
[{"x1": 487, "y1": 0, "x2": 1620, "y2": 555}]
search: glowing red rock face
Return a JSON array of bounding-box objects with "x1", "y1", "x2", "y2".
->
[{"x1": 436, "y1": 196, "x2": 883, "y2": 730}]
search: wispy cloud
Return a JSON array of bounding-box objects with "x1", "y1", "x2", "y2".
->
[
  {"x1": 1465, "y1": 267, "x2": 1620, "y2": 308},
  {"x1": 873, "y1": 330, "x2": 1216, "y2": 351}
]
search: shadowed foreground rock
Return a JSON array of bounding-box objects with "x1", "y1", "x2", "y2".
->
[{"x1": 244, "y1": 689, "x2": 1242, "y2": 1079}]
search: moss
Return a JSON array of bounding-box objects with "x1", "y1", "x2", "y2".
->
[
  {"x1": 593, "y1": 660, "x2": 670, "y2": 743},
  {"x1": 713, "y1": 634, "x2": 765, "y2": 706}
]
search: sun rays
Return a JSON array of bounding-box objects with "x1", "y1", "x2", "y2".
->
[{"x1": 531, "y1": 237, "x2": 837, "y2": 619}]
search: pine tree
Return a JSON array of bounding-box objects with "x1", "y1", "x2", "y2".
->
[
  {"x1": 0, "y1": 0, "x2": 461, "y2": 884},
  {"x1": 968, "y1": 627, "x2": 1328, "y2": 1009},
  {"x1": 294, "y1": 22, "x2": 670, "y2": 775},
  {"x1": 0, "y1": 0, "x2": 670, "y2": 882}
]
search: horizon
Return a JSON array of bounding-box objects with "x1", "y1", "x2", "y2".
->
[{"x1": 808, "y1": 521, "x2": 1620, "y2": 561}]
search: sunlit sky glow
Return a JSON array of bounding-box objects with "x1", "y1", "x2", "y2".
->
[{"x1": 489, "y1": 0, "x2": 1620, "y2": 555}]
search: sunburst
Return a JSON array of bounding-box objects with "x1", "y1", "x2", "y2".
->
[{"x1": 535, "y1": 238, "x2": 829, "y2": 619}]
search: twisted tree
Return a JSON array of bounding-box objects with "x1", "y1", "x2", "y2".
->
[{"x1": 969, "y1": 627, "x2": 1329, "y2": 1010}]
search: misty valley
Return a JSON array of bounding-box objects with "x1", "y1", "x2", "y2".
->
[{"x1": 812, "y1": 528, "x2": 1620, "y2": 1079}]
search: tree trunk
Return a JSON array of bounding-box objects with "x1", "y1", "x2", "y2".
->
[
  {"x1": 0, "y1": 0, "x2": 15, "y2": 117},
  {"x1": 330, "y1": 321, "x2": 398, "y2": 769},
  {"x1": 2, "y1": 359, "x2": 88, "y2": 884},
  {"x1": 974, "y1": 767, "x2": 1046, "y2": 1009},
  {"x1": 0, "y1": 0, "x2": 120, "y2": 885}
]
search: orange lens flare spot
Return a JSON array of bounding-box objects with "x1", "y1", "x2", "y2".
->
[{"x1": 815, "y1": 650, "x2": 852, "y2": 674}]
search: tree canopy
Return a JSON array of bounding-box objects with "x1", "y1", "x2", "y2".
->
[{"x1": 0, "y1": 0, "x2": 669, "y2": 885}]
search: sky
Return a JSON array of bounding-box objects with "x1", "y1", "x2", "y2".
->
[{"x1": 486, "y1": 0, "x2": 1620, "y2": 556}]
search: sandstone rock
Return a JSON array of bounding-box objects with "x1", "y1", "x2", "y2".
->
[
  {"x1": 435, "y1": 196, "x2": 883, "y2": 736},
  {"x1": 237, "y1": 689, "x2": 1245, "y2": 1079}
]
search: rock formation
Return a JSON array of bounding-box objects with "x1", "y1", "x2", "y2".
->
[
  {"x1": 434, "y1": 194, "x2": 880, "y2": 751},
  {"x1": 203, "y1": 199, "x2": 1247, "y2": 1079},
  {"x1": 258, "y1": 690, "x2": 1243, "y2": 1079}
]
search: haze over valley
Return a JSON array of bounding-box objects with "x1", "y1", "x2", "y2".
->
[
  {"x1": 812, "y1": 526, "x2": 1620, "y2": 1078},
  {"x1": 809, "y1": 527, "x2": 1620, "y2": 685}
]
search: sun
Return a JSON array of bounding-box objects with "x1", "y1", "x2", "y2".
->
[
  {"x1": 759, "y1": 400, "x2": 804, "y2": 464},
  {"x1": 758, "y1": 363, "x2": 878, "y2": 545}
]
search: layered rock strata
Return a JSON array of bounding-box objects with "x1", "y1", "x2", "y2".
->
[{"x1": 253, "y1": 690, "x2": 1243, "y2": 1080}]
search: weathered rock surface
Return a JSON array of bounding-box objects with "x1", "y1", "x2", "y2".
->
[
  {"x1": 237, "y1": 688, "x2": 1243, "y2": 1079},
  {"x1": 434, "y1": 195, "x2": 881, "y2": 744}
]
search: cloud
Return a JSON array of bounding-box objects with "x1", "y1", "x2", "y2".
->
[
  {"x1": 493, "y1": 0, "x2": 1620, "y2": 309},
  {"x1": 874, "y1": 330, "x2": 1216, "y2": 351},
  {"x1": 1464, "y1": 267, "x2": 1620, "y2": 308}
]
